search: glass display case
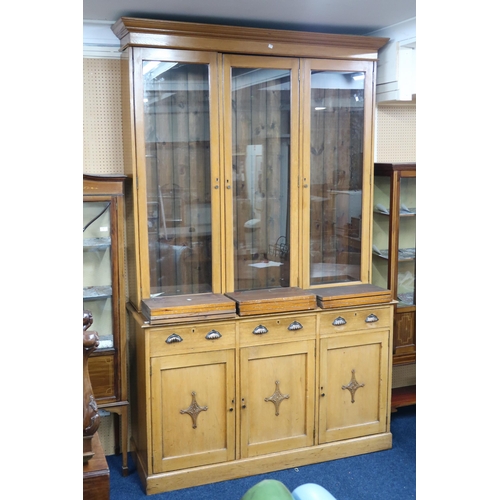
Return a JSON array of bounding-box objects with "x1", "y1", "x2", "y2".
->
[
  {"x1": 83, "y1": 174, "x2": 129, "y2": 475},
  {"x1": 372, "y1": 162, "x2": 416, "y2": 405}
]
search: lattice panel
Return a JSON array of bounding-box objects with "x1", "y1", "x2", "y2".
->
[
  {"x1": 97, "y1": 413, "x2": 116, "y2": 455},
  {"x1": 376, "y1": 104, "x2": 416, "y2": 162},
  {"x1": 83, "y1": 58, "x2": 124, "y2": 174},
  {"x1": 392, "y1": 363, "x2": 416, "y2": 389}
]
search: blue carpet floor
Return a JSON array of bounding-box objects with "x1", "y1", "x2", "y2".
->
[{"x1": 108, "y1": 405, "x2": 415, "y2": 500}]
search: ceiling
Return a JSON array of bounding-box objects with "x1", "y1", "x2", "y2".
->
[{"x1": 83, "y1": 0, "x2": 416, "y2": 38}]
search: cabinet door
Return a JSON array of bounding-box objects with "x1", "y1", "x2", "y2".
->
[
  {"x1": 132, "y1": 48, "x2": 222, "y2": 299},
  {"x1": 222, "y1": 55, "x2": 300, "y2": 292},
  {"x1": 151, "y1": 350, "x2": 236, "y2": 473},
  {"x1": 318, "y1": 330, "x2": 389, "y2": 443},
  {"x1": 83, "y1": 200, "x2": 114, "y2": 349},
  {"x1": 301, "y1": 59, "x2": 375, "y2": 288},
  {"x1": 240, "y1": 340, "x2": 315, "y2": 457},
  {"x1": 83, "y1": 195, "x2": 122, "y2": 404}
]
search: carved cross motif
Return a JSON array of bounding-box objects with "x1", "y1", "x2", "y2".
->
[
  {"x1": 264, "y1": 380, "x2": 290, "y2": 416},
  {"x1": 342, "y1": 369, "x2": 365, "y2": 403},
  {"x1": 180, "y1": 391, "x2": 208, "y2": 428}
]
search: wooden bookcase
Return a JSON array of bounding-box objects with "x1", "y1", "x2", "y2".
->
[{"x1": 112, "y1": 17, "x2": 393, "y2": 494}]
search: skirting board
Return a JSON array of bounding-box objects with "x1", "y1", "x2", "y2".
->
[{"x1": 131, "y1": 432, "x2": 392, "y2": 495}]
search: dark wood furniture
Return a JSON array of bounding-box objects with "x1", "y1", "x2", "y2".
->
[
  {"x1": 83, "y1": 432, "x2": 110, "y2": 500},
  {"x1": 83, "y1": 311, "x2": 109, "y2": 500},
  {"x1": 372, "y1": 162, "x2": 416, "y2": 409},
  {"x1": 391, "y1": 385, "x2": 416, "y2": 410},
  {"x1": 83, "y1": 310, "x2": 100, "y2": 462},
  {"x1": 83, "y1": 174, "x2": 129, "y2": 474}
]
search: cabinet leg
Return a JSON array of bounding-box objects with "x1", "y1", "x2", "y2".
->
[
  {"x1": 113, "y1": 413, "x2": 120, "y2": 455},
  {"x1": 106, "y1": 406, "x2": 129, "y2": 476},
  {"x1": 120, "y1": 407, "x2": 129, "y2": 476}
]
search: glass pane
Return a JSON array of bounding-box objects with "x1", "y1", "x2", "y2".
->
[
  {"x1": 83, "y1": 201, "x2": 114, "y2": 348},
  {"x1": 372, "y1": 176, "x2": 391, "y2": 290},
  {"x1": 143, "y1": 61, "x2": 212, "y2": 296},
  {"x1": 309, "y1": 71, "x2": 364, "y2": 285},
  {"x1": 231, "y1": 67, "x2": 291, "y2": 291},
  {"x1": 397, "y1": 177, "x2": 416, "y2": 306}
]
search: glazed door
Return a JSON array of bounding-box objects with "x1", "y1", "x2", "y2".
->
[
  {"x1": 301, "y1": 59, "x2": 376, "y2": 289},
  {"x1": 151, "y1": 350, "x2": 236, "y2": 473},
  {"x1": 83, "y1": 196, "x2": 119, "y2": 403},
  {"x1": 222, "y1": 55, "x2": 300, "y2": 292},
  {"x1": 132, "y1": 48, "x2": 222, "y2": 298},
  {"x1": 318, "y1": 330, "x2": 390, "y2": 443},
  {"x1": 239, "y1": 340, "x2": 315, "y2": 457}
]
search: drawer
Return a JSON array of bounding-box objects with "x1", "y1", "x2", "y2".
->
[
  {"x1": 319, "y1": 305, "x2": 392, "y2": 335},
  {"x1": 239, "y1": 313, "x2": 316, "y2": 346},
  {"x1": 149, "y1": 321, "x2": 236, "y2": 356},
  {"x1": 88, "y1": 353, "x2": 116, "y2": 403}
]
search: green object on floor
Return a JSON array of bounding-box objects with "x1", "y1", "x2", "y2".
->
[{"x1": 241, "y1": 479, "x2": 294, "y2": 500}]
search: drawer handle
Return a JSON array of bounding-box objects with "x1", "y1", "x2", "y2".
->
[
  {"x1": 365, "y1": 314, "x2": 379, "y2": 323},
  {"x1": 205, "y1": 330, "x2": 222, "y2": 340},
  {"x1": 166, "y1": 333, "x2": 183, "y2": 343},
  {"x1": 332, "y1": 316, "x2": 347, "y2": 326},
  {"x1": 253, "y1": 325, "x2": 268, "y2": 335},
  {"x1": 288, "y1": 321, "x2": 303, "y2": 331}
]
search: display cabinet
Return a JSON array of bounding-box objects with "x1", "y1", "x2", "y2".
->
[
  {"x1": 372, "y1": 162, "x2": 416, "y2": 407},
  {"x1": 112, "y1": 17, "x2": 392, "y2": 495},
  {"x1": 83, "y1": 174, "x2": 129, "y2": 475}
]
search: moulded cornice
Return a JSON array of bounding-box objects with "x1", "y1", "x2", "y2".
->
[{"x1": 111, "y1": 17, "x2": 389, "y2": 60}]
